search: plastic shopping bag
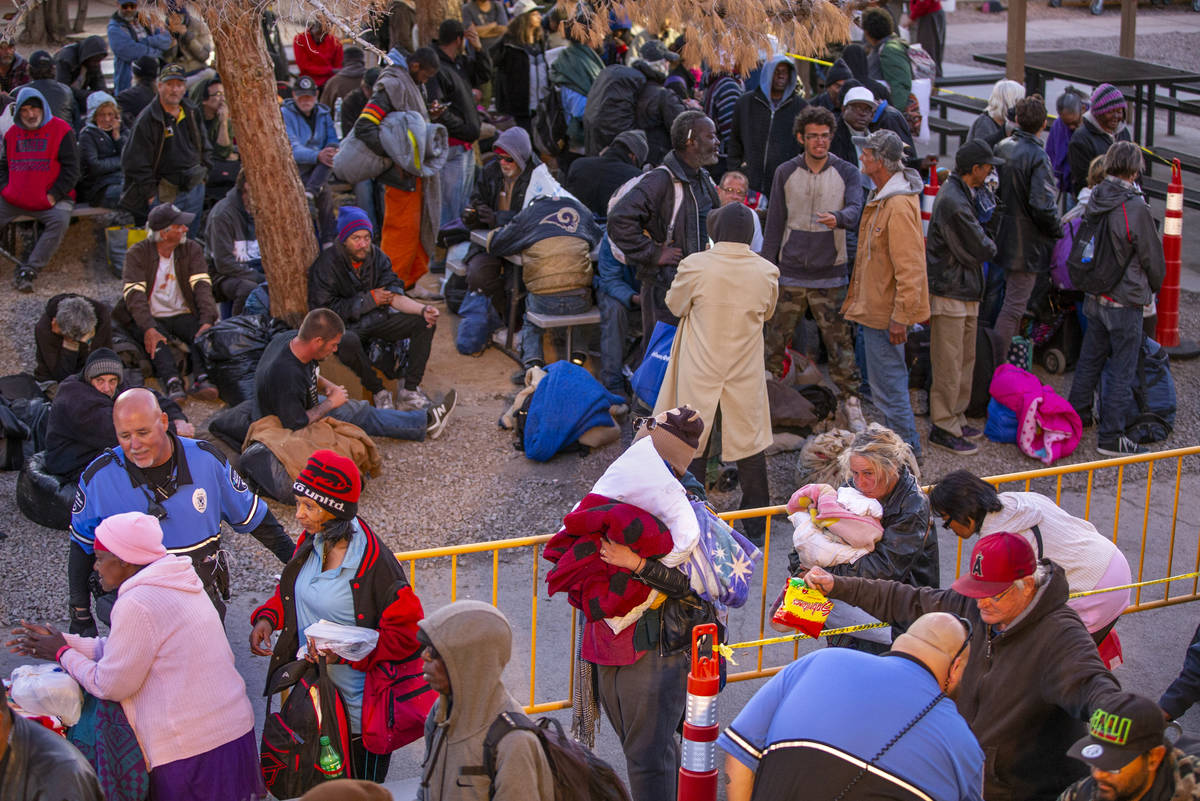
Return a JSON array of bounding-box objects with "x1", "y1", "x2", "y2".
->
[
  {"x1": 302, "y1": 620, "x2": 380, "y2": 662},
  {"x1": 11, "y1": 664, "x2": 83, "y2": 726},
  {"x1": 769, "y1": 577, "x2": 834, "y2": 639}
]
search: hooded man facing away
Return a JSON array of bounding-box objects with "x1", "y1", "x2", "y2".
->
[{"x1": 416, "y1": 600, "x2": 554, "y2": 801}]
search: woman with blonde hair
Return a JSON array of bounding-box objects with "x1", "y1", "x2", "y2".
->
[
  {"x1": 967, "y1": 79, "x2": 1025, "y2": 147},
  {"x1": 788, "y1": 424, "x2": 937, "y2": 651}
]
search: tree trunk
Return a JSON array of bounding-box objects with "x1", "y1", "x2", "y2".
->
[
  {"x1": 20, "y1": 4, "x2": 45, "y2": 44},
  {"x1": 201, "y1": 3, "x2": 317, "y2": 327},
  {"x1": 73, "y1": 0, "x2": 89, "y2": 34},
  {"x1": 46, "y1": 0, "x2": 69, "y2": 42},
  {"x1": 415, "y1": 0, "x2": 459, "y2": 51}
]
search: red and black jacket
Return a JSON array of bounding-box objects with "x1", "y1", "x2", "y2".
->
[{"x1": 253, "y1": 517, "x2": 424, "y2": 693}]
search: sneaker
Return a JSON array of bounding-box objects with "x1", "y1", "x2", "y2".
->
[
  {"x1": 408, "y1": 283, "x2": 444, "y2": 301},
  {"x1": 395, "y1": 387, "x2": 430, "y2": 409},
  {"x1": 165, "y1": 377, "x2": 186, "y2": 402},
  {"x1": 426, "y1": 389, "x2": 457, "y2": 440},
  {"x1": 843, "y1": 396, "x2": 867, "y2": 433},
  {"x1": 373, "y1": 389, "x2": 395, "y2": 410},
  {"x1": 929, "y1": 427, "x2": 979, "y2": 455},
  {"x1": 492, "y1": 328, "x2": 519, "y2": 349},
  {"x1": 1097, "y1": 436, "x2": 1147, "y2": 457},
  {"x1": 13, "y1": 271, "x2": 33, "y2": 293},
  {"x1": 188, "y1": 377, "x2": 220, "y2": 402},
  {"x1": 961, "y1": 425, "x2": 984, "y2": 440}
]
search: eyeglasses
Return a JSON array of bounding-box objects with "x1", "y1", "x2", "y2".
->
[
  {"x1": 950, "y1": 614, "x2": 973, "y2": 664},
  {"x1": 632, "y1": 416, "x2": 659, "y2": 433},
  {"x1": 804, "y1": 132, "x2": 832, "y2": 141},
  {"x1": 982, "y1": 583, "x2": 1017, "y2": 605},
  {"x1": 718, "y1": 185, "x2": 747, "y2": 196}
]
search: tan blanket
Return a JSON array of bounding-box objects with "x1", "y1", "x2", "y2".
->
[{"x1": 243, "y1": 416, "x2": 382, "y2": 479}]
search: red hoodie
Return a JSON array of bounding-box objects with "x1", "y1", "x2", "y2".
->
[
  {"x1": 293, "y1": 30, "x2": 344, "y2": 88},
  {"x1": 2, "y1": 90, "x2": 77, "y2": 211}
]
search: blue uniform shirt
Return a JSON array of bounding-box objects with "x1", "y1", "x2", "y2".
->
[
  {"x1": 70, "y1": 434, "x2": 267, "y2": 554},
  {"x1": 718, "y1": 648, "x2": 984, "y2": 801}
]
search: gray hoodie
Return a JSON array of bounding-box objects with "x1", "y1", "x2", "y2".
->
[
  {"x1": 1083, "y1": 175, "x2": 1164, "y2": 306},
  {"x1": 416, "y1": 601, "x2": 554, "y2": 801}
]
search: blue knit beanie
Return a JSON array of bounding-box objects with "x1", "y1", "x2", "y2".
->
[{"x1": 337, "y1": 206, "x2": 373, "y2": 242}]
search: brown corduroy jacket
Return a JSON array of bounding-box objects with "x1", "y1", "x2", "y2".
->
[{"x1": 114, "y1": 237, "x2": 217, "y2": 331}]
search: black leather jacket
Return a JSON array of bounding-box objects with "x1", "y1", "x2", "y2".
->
[
  {"x1": 791, "y1": 467, "x2": 937, "y2": 588},
  {"x1": 0, "y1": 712, "x2": 104, "y2": 800},
  {"x1": 926, "y1": 173, "x2": 997, "y2": 302},
  {"x1": 994, "y1": 129, "x2": 1063, "y2": 274}
]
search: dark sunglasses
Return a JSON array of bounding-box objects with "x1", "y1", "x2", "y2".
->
[
  {"x1": 497, "y1": 154, "x2": 516, "y2": 164},
  {"x1": 632, "y1": 416, "x2": 659, "y2": 433}
]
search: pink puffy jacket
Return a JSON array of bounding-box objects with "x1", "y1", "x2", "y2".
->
[{"x1": 990, "y1": 364, "x2": 1082, "y2": 465}]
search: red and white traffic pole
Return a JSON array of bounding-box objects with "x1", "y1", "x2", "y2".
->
[
  {"x1": 1155, "y1": 159, "x2": 1200, "y2": 358},
  {"x1": 678, "y1": 623, "x2": 720, "y2": 801},
  {"x1": 921, "y1": 158, "x2": 939, "y2": 238}
]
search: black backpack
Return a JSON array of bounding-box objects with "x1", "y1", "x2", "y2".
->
[
  {"x1": 483, "y1": 711, "x2": 631, "y2": 801},
  {"x1": 1067, "y1": 203, "x2": 1131, "y2": 295},
  {"x1": 532, "y1": 86, "x2": 568, "y2": 158},
  {"x1": 260, "y1": 657, "x2": 355, "y2": 798}
]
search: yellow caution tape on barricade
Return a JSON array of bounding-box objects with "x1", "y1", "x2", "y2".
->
[{"x1": 727, "y1": 571, "x2": 1200, "y2": 652}]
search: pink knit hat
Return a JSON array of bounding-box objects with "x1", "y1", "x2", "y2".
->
[{"x1": 94, "y1": 511, "x2": 168, "y2": 565}]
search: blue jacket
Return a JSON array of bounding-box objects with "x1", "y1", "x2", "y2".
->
[
  {"x1": 594, "y1": 234, "x2": 638, "y2": 309},
  {"x1": 70, "y1": 433, "x2": 269, "y2": 553},
  {"x1": 525, "y1": 362, "x2": 622, "y2": 461},
  {"x1": 280, "y1": 98, "x2": 338, "y2": 167},
  {"x1": 1162, "y1": 621, "x2": 1200, "y2": 720},
  {"x1": 106, "y1": 12, "x2": 171, "y2": 94}
]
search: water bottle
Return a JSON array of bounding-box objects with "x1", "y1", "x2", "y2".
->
[
  {"x1": 1081, "y1": 236, "x2": 1095, "y2": 264},
  {"x1": 334, "y1": 98, "x2": 344, "y2": 139},
  {"x1": 317, "y1": 735, "x2": 344, "y2": 778}
]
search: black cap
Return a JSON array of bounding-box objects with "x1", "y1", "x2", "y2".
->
[
  {"x1": 147, "y1": 202, "x2": 195, "y2": 231},
  {"x1": 955, "y1": 138, "x2": 1005, "y2": 174},
  {"x1": 1067, "y1": 694, "x2": 1167, "y2": 772},
  {"x1": 294, "y1": 75, "x2": 318, "y2": 97},
  {"x1": 29, "y1": 50, "x2": 53, "y2": 71},
  {"x1": 133, "y1": 55, "x2": 160, "y2": 79},
  {"x1": 159, "y1": 63, "x2": 186, "y2": 83},
  {"x1": 640, "y1": 39, "x2": 679, "y2": 63}
]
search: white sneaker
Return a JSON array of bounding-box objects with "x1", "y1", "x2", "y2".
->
[
  {"x1": 373, "y1": 389, "x2": 395, "y2": 410},
  {"x1": 395, "y1": 387, "x2": 431, "y2": 410},
  {"x1": 492, "y1": 328, "x2": 519, "y2": 349},
  {"x1": 844, "y1": 396, "x2": 867, "y2": 433}
]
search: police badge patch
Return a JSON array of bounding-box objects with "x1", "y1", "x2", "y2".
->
[
  {"x1": 230, "y1": 467, "x2": 248, "y2": 493},
  {"x1": 72, "y1": 487, "x2": 86, "y2": 515},
  {"x1": 193, "y1": 488, "x2": 208, "y2": 513}
]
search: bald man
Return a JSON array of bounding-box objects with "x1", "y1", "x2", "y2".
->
[
  {"x1": 67, "y1": 388, "x2": 292, "y2": 634},
  {"x1": 719, "y1": 612, "x2": 984, "y2": 801}
]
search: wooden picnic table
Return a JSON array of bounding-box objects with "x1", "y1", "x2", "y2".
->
[{"x1": 973, "y1": 49, "x2": 1200, "y2": 149}]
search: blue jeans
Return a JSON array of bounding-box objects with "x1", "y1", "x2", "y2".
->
[
  {"x1": 438, "y1": 146, "x2": 475, "y2": 229},
  {"x1": 598, "y1": 292, "x2": 633, "y2": 394},
  {"x1": 328, "y1": 398, "x2": 426, "y2": 441},
  {"x1": 171, "y1": 182, "x2": 205, "y2": 237},
  {"x1": 860, "y1": 325, "x2": 922, "y2": 457},
  {"x1": 521, "y1": 291, "x2": 593, "y2": 367},
  {"x1": 354, "y1": 179, "x2": 379, "y2": 229},
  {"x1": 1067, "y1": 297, "x2": 1143, "y2": 441}
]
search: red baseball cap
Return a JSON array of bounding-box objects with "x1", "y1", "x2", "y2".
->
[{"x1": 951, "y1": 532, "x2": 1036, "y2": 598}]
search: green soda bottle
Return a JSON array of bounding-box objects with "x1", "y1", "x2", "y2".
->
[{"x1": 317, "y1": 735, "x2": 344, "y2": 778}]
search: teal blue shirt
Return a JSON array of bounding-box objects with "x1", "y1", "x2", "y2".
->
[{"x1": 295, "y1": 518, "x2": 368, "y2": 731}]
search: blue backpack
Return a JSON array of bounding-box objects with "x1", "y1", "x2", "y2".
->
[
  {"x1": 1127, "y1": 337, "x2": 1176, "y2": 443},
  {"x1": 455, "y1": 291, "x2": 502, "y2": 356}
]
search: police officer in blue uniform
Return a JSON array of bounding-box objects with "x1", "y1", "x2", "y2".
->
[{"x1": 68, "y1": 388, "x2": 294, "y2": 635}]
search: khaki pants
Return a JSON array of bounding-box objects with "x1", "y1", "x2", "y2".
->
[{"x1": 930, "y1": 296, "x2": 979, "y2": 437}]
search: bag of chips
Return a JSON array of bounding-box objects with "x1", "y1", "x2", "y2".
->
[{"x1": 770, "y1": 577, "x2": 834, "y2": 638}]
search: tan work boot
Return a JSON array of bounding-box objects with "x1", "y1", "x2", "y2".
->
[{"x1": 844, "y1": 396, "x2": 867, "y2": 433}]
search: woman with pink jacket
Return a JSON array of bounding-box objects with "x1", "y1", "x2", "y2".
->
[{"x1": 9, "y1": 511, "x2": 265, "y2": 801}]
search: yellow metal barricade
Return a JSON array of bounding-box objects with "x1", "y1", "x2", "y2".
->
[{"x1": 395, "y1": 446, "x2": 1200, "y2": 713}]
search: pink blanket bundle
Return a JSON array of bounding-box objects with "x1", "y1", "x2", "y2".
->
[{"x1": 989, "y1": 364, "x2": 1082, "y2": 465}]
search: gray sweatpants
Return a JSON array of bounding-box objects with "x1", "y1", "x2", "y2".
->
[
  {"x1": 0, "y1": 197, "x2": 72, "y2": 274},
  {"x1": 596, "y1": 648, "x2": 689, "y2": 801}
]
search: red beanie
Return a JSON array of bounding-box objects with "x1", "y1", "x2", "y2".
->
[{"x1": 293, "y1": 450, "x2": 361, "y2": 520}]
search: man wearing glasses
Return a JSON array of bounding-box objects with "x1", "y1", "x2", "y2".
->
[
  {"x1": 760, "y1": 105, "x2": 868, "y2": 432},
  {"x1": 719, "y1": 611, "x2": 982, "y2": 801},
  {"x1": 805, "y1": 531, "x2": 1121, "y2": 801}
]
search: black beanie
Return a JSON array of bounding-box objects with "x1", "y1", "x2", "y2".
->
[
  {"x1": 707, "y1": 202, "x2": 756, "y2": 246},
  {"x1": 826, "y1": 58, "x2": 853, "y2": 86}
]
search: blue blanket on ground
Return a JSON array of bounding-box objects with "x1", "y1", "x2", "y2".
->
[{"x1": 525, "y1": 362, "x2": 622, "y2": 462}]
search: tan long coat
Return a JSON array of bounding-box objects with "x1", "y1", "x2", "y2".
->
[{"x1": 655, "y1": 241, "x2": 779, "y2": 462}]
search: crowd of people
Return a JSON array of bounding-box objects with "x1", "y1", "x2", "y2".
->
[{"x1": 0, "y1": 0, "x2": 1192, "y2": 798}]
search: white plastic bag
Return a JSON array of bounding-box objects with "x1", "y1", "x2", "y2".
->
[
  {"x1": 301, "y1": 620, "x2": 380, "y2": 662},
  {"x1": 10, "y1": 664, "x2": 83, "y2": 726}
]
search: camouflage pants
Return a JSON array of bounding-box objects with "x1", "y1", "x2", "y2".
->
[{"x1": 765, "y1": 284, "x2": 861, "y2": 397}]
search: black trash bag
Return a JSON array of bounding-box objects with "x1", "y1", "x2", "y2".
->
[
  {"x1": 17, "y1": 451, "x2": 75, "y2": 529},
  {"x1": 798, "y1": 384, "x2": 837, "y2": 425},
  {"x1": 238, "y1": 441, "x2": 296, "y2": 504},
  {"x1": 444, "y1": 273, "x2": 468, "y2": 315},
  {"x1": 0, "y1": 400, "x2": 31, "y2": 471},
  {"x1": 207, "y1": 400, "x2": 255, "y2": 451},
  {"x1": 11, "y1": 397, "x2": 50, "y2": 461},
  {"x1": 195, "y1": 315, "x2": 291, "y2": 406},
  {"x1": 0, "y1": 373, "x2": 46, "y2": 403}
]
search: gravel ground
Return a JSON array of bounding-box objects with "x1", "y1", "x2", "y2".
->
[{"x1": 0, "y1": 218, "x2": 1199, "y2": 625}]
